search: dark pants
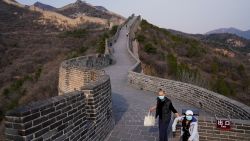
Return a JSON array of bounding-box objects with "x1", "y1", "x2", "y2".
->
[
  {"x1": 158, "y1": 118, "x2": 171, "y2": 141},
  {"x1": 181, "y1": 132, "x2": 190, "y2": 141}
]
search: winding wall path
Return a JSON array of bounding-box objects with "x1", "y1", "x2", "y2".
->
[{"x1": 104, "y1": 16, "x2": 210, "y2": 141}]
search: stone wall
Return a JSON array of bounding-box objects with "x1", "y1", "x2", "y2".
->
[
  {"x1": 5, "y1": 62, "x2": 113, "y2": 141},
  {"x1": 128, "y1": 72, "x2": 250, "y2": 120},
  {"x1": 127, "y1": 15, "x2": 250, "y2": 140},
  {"x1": 173, "y1": 116, "x2": 250, "y2": 141},
  {"x1": 5, "y1": 92, "x2": 88, "y2": 141},
  {"x1": 58, "y1": 55, "x2": 111, "y2": 95},
  {"x1": 127, "y1": 16, "x2": 250, "y2": 120},
  {"x1": 4, "y1": 13, "x2": 127, "y2": 140},
  {"x1": 5, "y1": 82, "x2": 113, "y2": 141},
  {"x1": 198, "y1": 117, "x2": 250, "y2": 141}
]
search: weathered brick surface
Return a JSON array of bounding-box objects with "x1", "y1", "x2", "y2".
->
[
  {"x1": 58, "y1": 55, "x2": 112, "y2": 95},
  {"x1": 5, "y1": 92, "x2": 88, "y2": 141},
  {"x1": 195, "y1": 117, "x2": 250, "y2": 141}
]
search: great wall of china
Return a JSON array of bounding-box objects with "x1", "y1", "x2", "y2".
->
[
  {"x1": 4, "y1": 15, "x2": 250, "y2": 141},
  {"x1": 127, "y1": 16, "x2": 250, "y2": 140}
]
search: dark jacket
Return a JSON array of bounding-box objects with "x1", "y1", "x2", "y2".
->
[{"x1": 155, "y1": 96, "x2": 177, "y2": 121}]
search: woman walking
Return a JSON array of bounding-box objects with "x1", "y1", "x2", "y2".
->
[{"x1": 149, "y1": 90, "x2": 179, "y2": 141}]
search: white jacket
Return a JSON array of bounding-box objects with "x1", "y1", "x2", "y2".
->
[{"x1": 172, "y1": 116, "x2": 199, "y2": 141}]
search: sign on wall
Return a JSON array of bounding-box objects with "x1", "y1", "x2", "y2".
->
[{"x1": 216, "y1": 119, "x2": 231, "y2": 130}]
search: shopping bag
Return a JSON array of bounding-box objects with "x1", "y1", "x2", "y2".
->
[{"x1": 144, "y1": 112, "x2": 155, "y2": 126}]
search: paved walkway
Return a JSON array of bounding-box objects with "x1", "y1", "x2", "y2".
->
[{"x1": 104, "y1": 17, "x2": 209, "y2": 141}]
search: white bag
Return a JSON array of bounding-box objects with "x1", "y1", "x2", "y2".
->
[{"x1": 144, "y1": 112, "x2": 155, "y2": 126}]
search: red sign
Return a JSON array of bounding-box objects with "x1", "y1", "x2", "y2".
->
[{"x1": 216, "y1": 120, "x2": 231, "y2": 130}]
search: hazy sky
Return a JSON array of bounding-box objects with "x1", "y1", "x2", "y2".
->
[{"x1": 16, "y1": 0, "x2": 250, "y2": 34}]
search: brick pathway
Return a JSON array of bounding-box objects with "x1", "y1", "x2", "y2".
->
[{"x1": 104, "y1": 17, "x2": 210, "y2": 141}]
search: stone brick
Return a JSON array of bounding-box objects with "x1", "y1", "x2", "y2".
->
[
  {"x1": 41, "y1": 107, "x2": 55, "y2": 116},
  {"x1": 50, "y1": 121, "x2": 62, "y2": 130},
  {"x1": 22, "y1": 112, "x2": 40, "y2": 123},
  {"x1": 34, "y1": 127, "x2": 50, "y2": 138}
]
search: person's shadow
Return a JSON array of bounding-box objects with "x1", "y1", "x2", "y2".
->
[{"x1": 111, "y1": 92, "x2": 128, "y2": 123}]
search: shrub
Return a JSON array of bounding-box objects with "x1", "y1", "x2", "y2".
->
[
  {"x1": 211, "y1": 62, "x2": 219, "y2": 74},
  {"x1": 141, "y1": 19, "x2": 153, "y2": 30},
  {"x1": 10, "y1": 79, "x2": 24, "y2": 91},
  {"x1": 62, "y1": 29, "x2": 87, "y2": 38},
  {"x1": 79, "y1": 46, "x2": 88, "y2": 54},
  {"x1": 110, "y1": 25, "x2": 118, "y2": 36},
  {"x1": 144, "y1": 43, "x2": 157, "y2": 54},
  {"x1": 167, "y1": 53, "x2": 178, "y2": 75},
  {"x1": 187, "y1": 44, "x2": 202, "y2": 57},
  {"x1": 237, "y1": 64, "x2": 245, "y2": 76},
  {"x1": 66, "y1": 51, "x2": 79, "y2": 59},
  {"x1": 6, "y1": 98, "x2": 19, "y2": 111},
  {"x1": 177, "y1": 63, "x2": 190, "y2": 78},
  {"x1": 137, "y1": 34, "x2": 146, "y2": 43},
  {"x1": 97, "y1": 36, "x2": 106, "y2": 54},
  {"x1": 170, "y1": 35, "x2": 184, "y2": 43},
  {"x1": 3, "y1": 88, "x2": 10, "y2": 97},
  {"x1": 213, "y1": 78, "x2": 234, "y2": 96},
  {"x1": 34, "y1": 67, "x2": 42, "y2": 81}
]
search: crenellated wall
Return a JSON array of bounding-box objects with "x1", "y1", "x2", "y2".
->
[
  {"x1": 127, "y1": 15, "x2": 250, "y2": 140},
  {"x1": 58, "y1": 55, "x2": 111, "y2": 95}
]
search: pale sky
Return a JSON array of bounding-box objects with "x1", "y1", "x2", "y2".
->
[{"x1": 16, "y1": 0, "x2": 250, "y2": 34}]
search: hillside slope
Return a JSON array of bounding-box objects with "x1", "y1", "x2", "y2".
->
[
  {"x1": 0, "y1": 1, "x2": 119, "y2": 139},
  {"x1": 33, "y1": 1, "x2": 57, "y2": 11},
  {"x1": 3, "y1": 0, "x2": 122, "y2": 29},
  {"x1": 136, "y1": 20, "x2": 250, "y2": 106},
  {"x1": 57, "y1": 0, "x2": 124, "y2": 26}
]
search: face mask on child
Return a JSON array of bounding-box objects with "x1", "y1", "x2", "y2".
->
[{"x1": 186, "y1": 115, "x2": 192, "y2": 121}]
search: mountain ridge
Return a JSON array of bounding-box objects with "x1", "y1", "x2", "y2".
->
[
  {"x1": 3, "y1": 0, "x2": 125, "y2": 30},
  {"x1": 33, "y1": 1, "x2": 56, "y2": 11},
  {"x1": 206, "y1": 27, "x2": 250, "y2": 39}
]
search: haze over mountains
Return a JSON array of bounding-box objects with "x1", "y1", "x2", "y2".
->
[{"x1": 206, "y1": 27, "x2": 250, "y2": 40}]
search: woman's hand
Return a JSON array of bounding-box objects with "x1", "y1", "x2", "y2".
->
[
  {"x1": 149, "y1": 106, "x2": 156, "y2": 112},
  {"x1": 175, "y1": 113, "x2": 180, "y2": 118}
]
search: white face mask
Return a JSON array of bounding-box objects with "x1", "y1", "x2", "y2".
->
[
  {"x1": 186, "y1": 115, "x2": 193, "y2": 121},
  {"x1": 158, "y1": 96, "x2": 164, "y2": 100}
]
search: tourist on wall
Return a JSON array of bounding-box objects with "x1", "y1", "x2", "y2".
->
[
  {"x1": 149, "y1": 89, "x2": 180, "y2": 141},
  {"x1": 172, "y1": 110, "x2": 199, "y2": 141}
]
